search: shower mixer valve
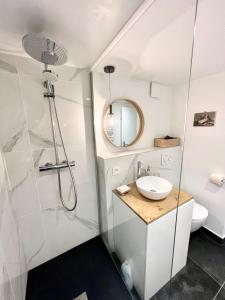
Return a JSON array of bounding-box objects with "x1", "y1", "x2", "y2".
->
[
  {"x1": 22, "y1": 34, "x2": 77, "y2": 211},
  {"x1": 39, "y1": 160, "x2": 75, "y2": 172}
]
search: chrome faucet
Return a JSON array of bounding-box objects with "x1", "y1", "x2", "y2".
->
[{"x1": 137, "y1": 161, "x2": 146, "y2": 178}]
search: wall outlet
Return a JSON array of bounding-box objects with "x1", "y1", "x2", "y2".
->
[{"x1": 112, "y1": 166, "x2": 120, "y2": 176}]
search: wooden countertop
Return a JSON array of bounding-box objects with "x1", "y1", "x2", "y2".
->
[{"x1": 113, "y1": 183, "x2": 192, "y2": 224}]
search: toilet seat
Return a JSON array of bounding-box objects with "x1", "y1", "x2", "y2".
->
[{"x1": 192, "y1": 202, "x2": 208, "y2": 221}]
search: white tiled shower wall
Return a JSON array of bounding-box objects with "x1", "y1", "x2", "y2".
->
[{"x1": 0, "y1": 52, "x2": 99, "y2": 299}]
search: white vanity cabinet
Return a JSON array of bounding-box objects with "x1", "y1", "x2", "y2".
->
[{"x1": 113, "y1": 188, "x2": 193, "y2": 300}]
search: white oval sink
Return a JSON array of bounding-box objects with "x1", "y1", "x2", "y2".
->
[{"x1": 136, "y1": 176, "x2": 172, "y2": 200}]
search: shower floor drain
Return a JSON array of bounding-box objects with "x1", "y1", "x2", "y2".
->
[{"x1": 74, "y1": 292, "x2": 88, "y2": 300}]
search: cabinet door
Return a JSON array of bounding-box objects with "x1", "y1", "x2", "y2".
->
[
  {"x1": 113, "y1": 194, "x2": 147, "y2": 299},
  {"x1": 172, "y1": 200, "x2": 194, "y2": 276},
  {"x1": 145, "y1": 210, "x2": 176, "y2": 300}
]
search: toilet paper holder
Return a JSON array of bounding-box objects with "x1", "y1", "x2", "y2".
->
[{"x1": 209, "y1": 173, "x2": 225, "y2": 186}]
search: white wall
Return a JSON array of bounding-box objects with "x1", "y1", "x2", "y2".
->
[
  {"x1": 0, "y1": 52, "x2": 99, "y2": 299},
  {"x1": 93, "y1": 72, "x2": 174, "y2": 155},
  {"x1": 174, "y1": 72, "x2": 225, "y2": 238},
  {"x1": 171, "y1": 83, "x2": 189, "y2": 139}
]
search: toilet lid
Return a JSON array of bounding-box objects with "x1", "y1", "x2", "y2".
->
[{"x1": 193, "y1": 203, "x2": 208, "y2": 220}]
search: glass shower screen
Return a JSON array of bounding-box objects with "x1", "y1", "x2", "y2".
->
[{"x1": 91, "y1": 0, "x2": 198, "y2": 299}]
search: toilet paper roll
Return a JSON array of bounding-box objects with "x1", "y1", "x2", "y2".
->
[
  {"x1": 121, "y1": 260, "x2": 133, "y2": 290},
  {"x1": 209, "y1": 173, "x2": 225, "y2": 186}
]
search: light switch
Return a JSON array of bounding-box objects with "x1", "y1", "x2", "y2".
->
[{"x1": 112, "y1": 166, "x2": 120, "y2": 176}]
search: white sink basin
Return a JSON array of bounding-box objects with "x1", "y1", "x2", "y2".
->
[{"x1": 136, "y1": 176, "x2": 172, "y2": 200}]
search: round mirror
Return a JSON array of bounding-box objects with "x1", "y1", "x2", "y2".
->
[{"x1": 103, "y1": 99, "x2": 144, "y2": 147}]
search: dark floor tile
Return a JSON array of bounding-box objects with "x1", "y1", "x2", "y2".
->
[
  {"x1": 215, "y1": 288, "x2": 225, "y2": 300},
  {"x1": 151, "y1": 258, "x2": 220, "y2": 300},
  {"x1": 188, "y1": 231, "x2": 225, "y2": 284},
  {"x1": 26, "y1": 236, "x2": 132, "y2": 300}
]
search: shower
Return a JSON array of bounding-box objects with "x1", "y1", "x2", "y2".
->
[{"x1": 22, "y1": 34, "x2": 77, "y2": 211}]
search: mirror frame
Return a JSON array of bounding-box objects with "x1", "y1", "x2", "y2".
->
[{"x1": 103, "y1": 98, "x2": 144, "y2": 148}]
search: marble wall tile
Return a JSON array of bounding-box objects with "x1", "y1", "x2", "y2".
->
[
  {"x1": 34, "y1": 145, "x2": 99, "y2": 260},
  {"x1": 1, "y1": 226, "x2": 27, "y2": 300},
  {"x1": 4, "y1": 223, "x2": 21, "y2": 281},
  {"x1": 0, "y1": 150, "x2": 27, "y2": 300},
  {"x1": 20, "y1": 73, "x2": 86, "y2": 149},
  {"x1": 4, "y1": 151, "x2": 40, "y2": 218},
  {"x1": 10, "y1": 272, "x2": 27, "y2": 300},
  {"x1": 42, "y1": 204, "x2": 98, "y2": 259},
  {"x1": 0, "y1": 52, "x2": 98, "y2": 300},
  {"x1": 55, "y1": 79, "x2": 86, "y2": 147},
  {"x1": 0, "y1": 53, "x2": 17, "y2": 74},
  {"x1": 19, "y1": 74, "x2": 54, "y2": 149},
  {"x1": 33, "y1": 145, "x2": 89, "y2": 211},
  {"x1": 18, "y1": 212, "x2": 49, "y2": 270},
  {"x1": 0, "y1": 54, "x2": 29, "y2": 153},
  {"x1": 0, "y1": 262, "x2": 15, "y2": 300},
  {"x1": 75, "y1": 181, "x2": 99, "y2": 229},
  {"x1": 0, "y1": 196, "x2": 14, "y2": 258}
]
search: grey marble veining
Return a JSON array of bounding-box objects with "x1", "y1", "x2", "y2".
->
[
  {"x1": 43, "y1": 206, "x2": 98, "y2": 231},
  {"x1": 29, "y1": 130, "x2": 55, "y2": 148},
  {"x1": 67, "y1": 214, "x2": 98, "y2": 231},
  {"x1": 33, "y1": 148, "x2": 45, "y2": 168},
  {"x1": 2, "y1": 124, "x2": 25, "y2": 152},
  {"x1": 0, "y1": 57, "x2": 29, "y2": 154},
  {"x1": 10, "y1": 166, "x2": 33, "y2": 195},
  {"x1": 27, "y1": 241, "x2": 45, "y2": 266},
  {"x1": 0, "y1": 59, "x2": 17, "y2": 74}
]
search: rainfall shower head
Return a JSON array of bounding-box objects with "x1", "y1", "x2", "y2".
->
[{"x1": 22, "y1": 34, "x2": 67, "y2": 66}]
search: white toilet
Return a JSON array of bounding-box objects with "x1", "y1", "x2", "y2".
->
[{"x1": 191, "y1": 201, "x2": 208, "y2": 233}]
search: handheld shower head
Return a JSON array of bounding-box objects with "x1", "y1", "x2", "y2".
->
[
  {"x1": 42, "y1": 69, "x2": 58, "y2": 83},
  {"x1": 22, "y1": 34, "x2": 67, "y2": 66}
]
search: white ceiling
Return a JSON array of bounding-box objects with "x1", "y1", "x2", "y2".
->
[
  {"x1": 0, "y1": 0, "x2": 143, "y2": 67},
  {"x1": 95, "y1": 0, "x2": 225, "y2": 85},
  {"x1": 0, "y1": 0, "x2": 224, "y2": 83}
]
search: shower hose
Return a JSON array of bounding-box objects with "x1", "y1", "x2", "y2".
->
[{"x1": 47, "y1": 84, "x2": 77, "y2": 211}]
